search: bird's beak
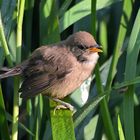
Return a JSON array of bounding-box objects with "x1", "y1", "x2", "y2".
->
[{"x1": 88, "y1": 44, "x2": 103, "y2": 53}]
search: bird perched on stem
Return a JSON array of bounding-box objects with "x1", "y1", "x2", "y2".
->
[{"x1": 0, "y1": 31, "x2": 102, "y2": 110}]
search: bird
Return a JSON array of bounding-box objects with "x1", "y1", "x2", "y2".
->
[{"x1": 0, "y1": 31, "x2": 102, "y2": 110}]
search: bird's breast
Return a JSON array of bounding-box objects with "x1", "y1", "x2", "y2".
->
[
  {"x1": 50, "y1": 61, "x2": 95, "y2": 99},
  {"x1": 48, "y1": 53, "x2": 99, "y2": 99}
]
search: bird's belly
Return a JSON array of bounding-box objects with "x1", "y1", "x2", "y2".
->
[{"x1": 50, "y1": 69, "x2": 91, "y2": 99}]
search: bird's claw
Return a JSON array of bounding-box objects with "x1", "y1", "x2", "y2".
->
[{"x1": 53, "y1": 103, "x2": 75, "y2": 115}]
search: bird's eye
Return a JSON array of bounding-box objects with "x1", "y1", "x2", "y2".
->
[{"x1": 77, "y1": 45, "x2": 86, "y2": 50}]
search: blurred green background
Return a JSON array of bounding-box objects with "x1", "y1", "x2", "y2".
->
[{"x1": 0, "y1": 0, "x2": 140, "y2": 140}]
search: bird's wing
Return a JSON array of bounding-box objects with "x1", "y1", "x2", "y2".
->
[{"x1": 20, "y1": 46, "x2": 73, "y2": 99}]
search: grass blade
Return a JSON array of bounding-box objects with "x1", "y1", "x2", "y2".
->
[
  {"x1": 6, "y1": 112, "x2": 35, "y2": 136},
  {"x1": 59, "y1": 0, "x2": 117, "y2": 33},
  {"x1": 58, "y1": 0, "x2": 72, "y2": 17},
  {"x1": 12, "y1": 0, "x2": 25, "y2": 140},
  {"x1": 50, "y1": 101, "x2": 76, "y2": 140},
  {"x1": 74, "y1": 95, "x2": 105, "y2": 128},
  {"x1": 0, "y1": 85, "x2": 10, "y2": 140},
  {"x1": 105, "y1": 0, "x2": 132, "y2": 92},
  {"x1": 123, "y1": 9, "x2": 140, "y2": 140},
  {"x1": 114, "y1": 76, "x2": 140, "y2": 89},
  {"x1": 0, "y1": 12, "x2": 13, "y2": 67},
  {"x1": 118, "y1": 115, "x2": 125, "y2": 140},
  {"x1": 91, "y1": 0, "x2": 116, "y2": 139}
]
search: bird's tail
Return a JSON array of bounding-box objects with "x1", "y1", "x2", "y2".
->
[{"x1": 0, "y1": 67, "x2": 22, "y2": 79}]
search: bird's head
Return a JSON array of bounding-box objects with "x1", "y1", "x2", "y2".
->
[
  {"x1": 65, "y1": 31, "x2": 102, "y2": 54},
  {"x1": 65, "y1": 31, "x2": 102, "y2": 63}
]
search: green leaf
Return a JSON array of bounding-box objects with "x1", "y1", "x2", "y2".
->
[
  {"x1": 118, "y1": 115, "x2": 125, "y2": 140},
  {"x1": 50, "y1": 100, "x2": 76, "y2": 140},
  {"x1": 23, "y1": 0, "x2": 34, "y2": 58},
  {"x1": 1, "y1": 0, "x2": 16, "y2": 39},
  {"x1": 0, "y1": 0, "x2": 16, "y2": 63},
  {"x1": 114, "y1": 76, "x2": 140, "y2": 89},
  {"x1": 59, "y1": 0, "x2": 119, "y2": 32},
  {"x1": 105, "y1": 0, "x2": 132, "y2": 92},
  {"x1": 0, "y1": 46, "x2": 5, "y2": 66},
  {"x1": 0, "y1": 12, "x2": 13, "y2": 67},
  {"x1": 34, "y1": 95, "x2": 43, "y2": 140},
  {"x1": 99, "y1": 21, "x2": 108, "y2": 58},
  {"x1": 74, "y1": 95, "x2": 105, "y2": 128},
  {"x1": 12, "y1": 1, "x2": 25, "y2": 140},
  {"x1": 5, "y1": 112, "x2": 34, "y2": 136},
  {"x1": 0, "y1": 85, "x2": 10, "y2": 140},
  {"x1": 58, "y1": 0, "x2": 73, "y2": 17},
  {"x1": 40, "y1": 0, "x2": 60, "y2": 45},
  {"x1": 123, "y1": 8, "x2": 140, "y2": 140},
  {"x1": 91, "y1": 0, "x2": 116, "y2": 139}
]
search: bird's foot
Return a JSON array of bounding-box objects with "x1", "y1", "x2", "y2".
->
[
  {"x1": 53, "y1": 103, "x2": 75, "y2": 115},
  {"x1": 54, "y1": 102, "x2": 74, "y2": 111},
  {"x1": 51, "y1": 97, "x2": 74, "y2": 110},
  {"x1": 47, "y1": 97, "x2": 75, "y2": 114}
]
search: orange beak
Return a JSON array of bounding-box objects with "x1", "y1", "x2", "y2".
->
[{"x1": 88, "y1": 45, "x2": 103, "y2": 53}]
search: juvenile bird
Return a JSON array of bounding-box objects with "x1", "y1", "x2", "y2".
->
[{"x1": 0, "y1": 31, "x2": 102, "y2": 110}]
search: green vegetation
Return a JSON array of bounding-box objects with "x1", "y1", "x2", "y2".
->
[{"x1": 0, "y1": 0, "x2": 140, "y2": 139}]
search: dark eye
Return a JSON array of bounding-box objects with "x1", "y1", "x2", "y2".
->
[{"x1": 77, "y1": 45, "x2": 86, "y2": 50}]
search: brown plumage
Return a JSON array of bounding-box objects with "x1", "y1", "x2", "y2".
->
[{"x1": 0, "y1": 31, "x2": 102, "y2": 100}]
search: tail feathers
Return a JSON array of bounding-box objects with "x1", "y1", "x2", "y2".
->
[{"x1": 0, "y1": 67, "x2": 22, "y2": 79}]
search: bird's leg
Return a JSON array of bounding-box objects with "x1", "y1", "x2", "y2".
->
[{"x1": 46, "y1": 96, "x2": 74, "y2": 112}]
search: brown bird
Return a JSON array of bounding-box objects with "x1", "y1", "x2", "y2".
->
[{"x1": 0, "y1": 31, "x2": 102, "y2": 110}]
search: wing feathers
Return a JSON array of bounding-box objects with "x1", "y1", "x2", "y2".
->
[
  {"x1": 20, "y1": 74, "x2": 56, "y2": 99},
  {"x1": 20, "y1": 46, "x2": 73, "y2": 99}
]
